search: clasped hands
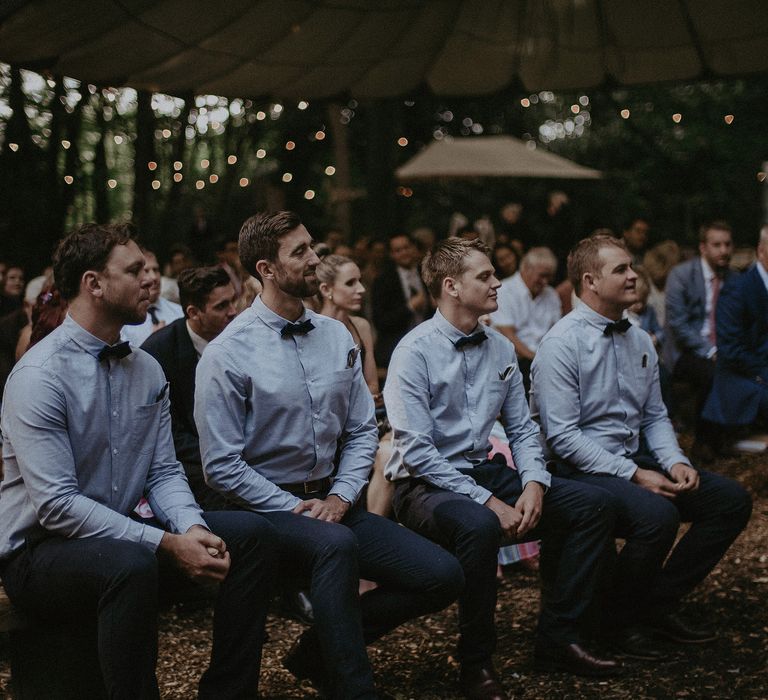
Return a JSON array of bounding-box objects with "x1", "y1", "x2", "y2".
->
[
  {"x1": 485, "y1": 481, "x2": 544, "y2": 542},
  {"x1": 631, "y1": 462, "x2": 699, "y2": 498}
]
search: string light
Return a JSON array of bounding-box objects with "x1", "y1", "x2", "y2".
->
[
  {"x1": 256, "y1": 111, "x2": 266, "y2": 121},
  {"x1": 200, "y1": 159, "x2": 210, "y2": 168},
  {"x1": 324, "y1": 166, "x2": 336, "y2": 176},
  {"x1": 195, "y1": 180, "x2": 205, "y2": 190},
  {"x1": 227, "y1": 155, "x2": 237, "y2": 165},
  {"x1": 570, "y1": 104, "x2": 580, "y2": 114},
  {"x1": 397, "y1": 137, "x2": 408, "y2": 147},
  {"x1": 314, "y1": 130, "x2": 326, "y2": 141},
  {"x1": 298, "y1": 101, "x2": 309, "y2": 110},
  {"x1": 672, "y1": 113, "x2": 682, "y2": 123},
  {"x1": 151, "y1": 180, "x2": 161, "y2": 190},
  {"x1": 161, "y1": 129, "x2": 171, "y2": 138},
  {"x1": 147, "y1": 161, "x2": 157, "y2": 171},
  {"x1": 113, "y1": 135, "x2": 123, "y2": 145},
  {"x1": 107, "y1": 179, "x2": 117, "y2": 189},
  {"x1": 62, "y1": 140, "x2": 71, "y2": 149},
  {"x1": 8, "y1": 143, "x2": 18, "y2": 152},
  {"x1": 285, "y1": 141, "x2": 296, "y2": 150},
  {"x1": 304, "y1": 190, "x2": 315, "y2": 200},
  {"x1": 620, "y1": 109, "x2": 630, "y2": 119},
  {"x1": 209, "y1": 174, "x2": 219, "y2": 183},
  {"x1": 173, "y1": 161, "x2": 183, "y2": 171},
  {"x1": 520, "y1": 98, "x2": 530, "y2": 108},
  {"x1": 724, "y1": 114, "x2": 734, "y2": 125},
  {"x1": 239, "y1": 177, "x2": 249, "y2": 187},
  {"x1": 63, "y1": 175, "x2": 73, "y2": 184},
  {"x1": 173, "y1": 173, "x2": 183, "y2": 183},
  {"x1": 256, "y1": 149, "x2": 266, "y2": 159},
  {"x1": 282, "y1": 172, "x2": 293, "y2": 183}
]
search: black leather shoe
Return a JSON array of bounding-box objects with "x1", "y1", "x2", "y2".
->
[
  {"x1": 534, "y1": 642, "x2": 623, "y2": 677},
  {"x1": 459, "y1": 663, "x2": 508, "y2": 700},
  {"x1": 283, "y1": 635, "x2": 329, "y2": 696},
  {"x1": 278, "y1": 589, "x2": 314, "y2": 625},
  {"x1": 610, "y1": 626, "x2": 665, "y2": 660},
  {"x1": 648, "y1": 613, "x2": 717, "y2": 644}
]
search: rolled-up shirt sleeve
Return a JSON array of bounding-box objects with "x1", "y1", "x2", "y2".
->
[
  {"x1": 195, "y1": 345, "x2": 302, "y2": 512},
  {"x1": 533, "y1": 336, "x2": 638, "y2": 479},
  {"x1": 384, "y1": 345, "x2": 493, "y2": 504},
  {"x1": 6, "y1": 366, "x2": 166, "y2": 550}
]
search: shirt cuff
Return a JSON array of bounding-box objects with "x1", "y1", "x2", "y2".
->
[
  {"x1": 617, "y1": 458, "x2": 639, "y2": 480},
  {"x1": 520, "y1": 470, "x2": 552, "y2": 491},
  {"x1": 329, "y1": 483, "x2": 359, "y2": 507},
  {"x1": 470, "y1": 484, "x2": 494, "y2": 505},
  {"x1": 141, "y1": 523, "x2": 166, "y2": 552}
]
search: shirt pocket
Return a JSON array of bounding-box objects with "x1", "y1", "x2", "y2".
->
[{"x1": 129, "y1": 401, "x2": 163, "y2": 455}]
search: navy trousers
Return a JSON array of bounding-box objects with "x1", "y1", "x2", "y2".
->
[
  {"x1": 554, "y1": 456, "x2": 752, "y2": 628},
  {"x1": 392, "y1": 458, "x2": 618, "y2": 666},
  {"x1": 1, "y1": 511, "x2": 276, "y2": 700},
  {"x1": 261, "y1": 499, "x2": 464, "y2": 700}
]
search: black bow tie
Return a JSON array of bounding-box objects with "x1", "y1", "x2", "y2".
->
[
  {"x1": 454, "y1": 331, "x2": 488, "y2": 349},
  {"x1": 603, "y1": 318, "x2": 632, "y2": 336},
  {"x1": 281, "y1": 319, "x2": 315, "y2": 338},
  {"x1": 98, "y1": 341, "x2": 132, "y2": 361}
]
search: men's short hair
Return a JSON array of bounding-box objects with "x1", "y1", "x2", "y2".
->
[
  {"x1": 421, "y1": 238, "x2": 491, "y2": 299},
  {"x1": 53, "y1": 223, "x2": 133, "y2": 301},
  {"x1": 238, "y1": 211, "x2": 302, "y2": 281},
  {"x1": 699, "y1": 220, "x2": 732, "y2": 244},
  {"x1": 178, "y1": 266, "x2": 232, "y2": 316},
  {"x1": 567, "y1": 234, "x2": 628, "y2": 295},
  {"x1": 520, "y1": 247, "x2": 557, "y2": 272}
]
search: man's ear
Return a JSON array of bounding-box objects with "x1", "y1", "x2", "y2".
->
[
  {"x1": 582, "y1": 271, "x2": 597, "y2": 293},
  {"x1": 443, "y1": 276, "x2": 459, "y2": 299},
  {"x1": 255, "y1": 259, "x2": 274, "y2": 282},
  {"x1": 186, "y1": 304, "x2": 200, "y2": 321},
  {"x1": 82, "y1": 270, "x2": 103, "y2": 298}
]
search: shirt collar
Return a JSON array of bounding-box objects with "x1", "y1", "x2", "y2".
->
[
  {"x1": 700, "y1": 256, "x2": 716, "y2": 282},
  {"x1": 432, "y1": 308, "x2": 483, "y2": 344},
  {"x1": 186, "y1": 321, "x2": 209, "y2": 357},
  {"x1": 572, "y1": 302, "x2": 622, "y2": 333},
  {"x1": 251, "y1": 295, "x2": 312, "y2": 335},
  {"x1": 62, "y1": 314, "x2": 121, "y2": 359}
]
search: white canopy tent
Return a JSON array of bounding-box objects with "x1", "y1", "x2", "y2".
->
[
  {"x1": 395, "y1": 136, "x2": 601, "y2": 181},
  {"x1": 0, "y1": 1, "x2": 766, "y2": 98}
]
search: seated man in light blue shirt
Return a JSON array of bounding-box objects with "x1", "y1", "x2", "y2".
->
[
  {"x1": 383, "y1": 238, "x2": 621, "y2": 699},
  {"x1": 195, "y1": 211, "x2": 463, "y2": 700},
  {"x1": 532, "y1": 234, "x2": 752, "y2": 659},
  {"x1": 0, "y1": 223, "x2": 275, "y2": 699}
]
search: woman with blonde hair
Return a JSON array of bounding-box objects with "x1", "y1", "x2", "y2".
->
[{"x1": 316, "y1": 254, "x2": 393, "y2": 517}]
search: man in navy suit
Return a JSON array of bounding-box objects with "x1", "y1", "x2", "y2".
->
[
  {"x1": 703, "y1": 225, "x2": 768, "y2": 430},
  {"x1": 142, "y1": 266, "x2": 237, "y2": 509},
  {"x1": 372, "y1": 234, "x2": 432, "y2": 368},
  {"x1": 662, "y1": 221, "x2": 734, "y2": 460}
]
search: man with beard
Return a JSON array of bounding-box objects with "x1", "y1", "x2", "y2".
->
[
  {"x1": 195, "y1": 211, "x2": 463, "y2": 700},
  {"x1": 0, "y1": 223, "x2": 275, "y2": 698}
]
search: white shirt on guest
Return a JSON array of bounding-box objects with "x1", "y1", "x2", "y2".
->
[{"x1": 490, "y1": 272, "x2": 561, "y2": 353}]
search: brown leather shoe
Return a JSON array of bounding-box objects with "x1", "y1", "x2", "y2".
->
[
  {"x1": 459, "y1": 663, "x2": 508, "y2": 700},
  {"x1": 534, "y1": 642, "x2": 623, "y2": 677}
]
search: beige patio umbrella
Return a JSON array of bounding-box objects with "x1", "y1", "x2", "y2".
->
[
  {"x1": 396, "y1": 136, "x2": 601, "y2": 181},
  {"x1": 0, "y1": 1, "x2": 766, "y2": 98}
]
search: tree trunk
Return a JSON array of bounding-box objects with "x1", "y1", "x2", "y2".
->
[{"x1": 133, "y1": 89, "x2": 156, "y2": 246}]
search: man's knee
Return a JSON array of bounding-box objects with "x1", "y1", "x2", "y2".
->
[
  {"x1": 94, "y1": 539, "x2": 158, "y2": 586},
  {"x1": 318, "y1": 523, "x2": 359, "y2": 560},
  {"x1": 634, "y1": 498, "x2": 681, "y2": 545}
]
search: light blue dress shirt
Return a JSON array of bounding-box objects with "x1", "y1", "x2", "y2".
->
[
  {"x1": 195, "y1": 296, "x2": 377, "y2": 512},
  {"x1": 383, "y1": 310, "x2": 551, "y2": 504},
  {"x1": 531, "y1": 304, "x2": 690, "y2": 479},
  {"x1": 0, "y1": 315, "x2": 207, "y2": 561}
]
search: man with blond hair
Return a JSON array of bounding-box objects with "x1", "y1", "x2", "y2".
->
[{"x1": 385, "y1": 237, "x2": 620, "y2": 700}]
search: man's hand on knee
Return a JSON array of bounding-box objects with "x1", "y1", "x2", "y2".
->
[
  {"x1": 630, "y1": 467, "x2": 679, "y2": 499},
  {"x1": 484, "y1": 495, "x2": 523, "y2": 541},
  {"x1": 513, "y1": 482, "x2": 544, "y2": 537},
  {"x1": 159, "y1": 526, "x2": 231, "y2": 583},
  {"x1": 292, "y1": 495, "x2": 350, "y2": 523},
  {"x1": 668, "y1": 463, "x2": 700, "y2": 492}
]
